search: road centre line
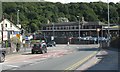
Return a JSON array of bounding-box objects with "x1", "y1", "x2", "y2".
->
[{"x1": 64, "y1": 51, "x2": 98, "y2": 71}]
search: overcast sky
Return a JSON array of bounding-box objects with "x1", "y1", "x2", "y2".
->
[{"x1": 45, "y1": 0, "x2": 120, "y2": 3}]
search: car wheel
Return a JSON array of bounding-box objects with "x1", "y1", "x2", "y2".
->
[
  {"x1": 0, "y1": 54, "x2": 5, "y2": 63},
  {"x1": 31, "y1": 50, "x2": 34, "y2": 54}
]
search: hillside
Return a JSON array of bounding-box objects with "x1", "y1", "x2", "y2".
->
[{"x1": 2, "y1": 2, "x2": 120, "y2": 33}]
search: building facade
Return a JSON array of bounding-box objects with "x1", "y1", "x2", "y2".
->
[
  {"x1": 0, "y1": 19, "x2": 22, "y2": 42},
  {"x1": 40, "y1": 21, "x2": 119, "y2": 44}
]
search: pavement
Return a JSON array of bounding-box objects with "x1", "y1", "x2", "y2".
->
[{"x1": 76, "y1": 47, "x2": 119, "y2": 71}]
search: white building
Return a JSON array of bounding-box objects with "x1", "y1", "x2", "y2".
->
[{"x1": 0, "y1": 19, "x2": 22, "y2": 42}]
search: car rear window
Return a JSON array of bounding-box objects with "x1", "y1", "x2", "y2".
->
[{"x1": 34, "y1": 44, "x2": 41, "y2": 47}]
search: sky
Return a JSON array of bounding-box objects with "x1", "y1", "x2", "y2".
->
[{"x1": 45, "y1": 0, "x2": 120, "y2": 3}]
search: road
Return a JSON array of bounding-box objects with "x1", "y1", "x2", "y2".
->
[{"x1": 1, "y1": 44, "x2": 99, "y2": 71}]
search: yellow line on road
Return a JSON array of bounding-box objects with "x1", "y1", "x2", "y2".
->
[{"x1": 63, "y1": 51, "x2": 98, "y2": 72}]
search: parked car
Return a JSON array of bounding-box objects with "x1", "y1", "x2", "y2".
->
[
  {"x1": 31, "y1": 42, "x2": 47, "y2": 54},
  {"x1": 47, "y1": 41, "x2": 56, "y2": 47},
  {"x1": 0, "y1": 48, "x2": 6, "y2": 63}
]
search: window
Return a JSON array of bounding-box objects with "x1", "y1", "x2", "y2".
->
[
  {"x1": 74, "y1": 26, "x2": 77, "y2": 29},
  {"x1": 5, "y1": 24, "x2": 7, "y2": 27},
  {"x1": 46, "y1": 27, "x2": 48, "y2": 30},
  {"x1": 55, "y1": 27, "x2": 57, "y2": 30},
  {"x1": 59, "y1": 27, "x2": 61, "y2": 30},
  {"x1": 1, "y1": 24, "x2": 3, "y2": 27},
  {"x1": 43, "y1": 27, "x2": 46, "y2": 30},
  {"x1": 67, "y1": 26, "x2": 69, "y2": 29},
  {"x1": 10, "y1": 24, "x2": 12, "y2": 27},
  {"x1": 76, "y1": 26, "x2": 79, "y2": 29},
  {"x1": 70, "y1": 26, "x2": 73, "y2": 29}
]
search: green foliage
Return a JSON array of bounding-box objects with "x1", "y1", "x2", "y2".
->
[
  {"x1": 110, "y1": 37, "x2": 120, "y2": 48},
  {"x1": 2, "y1": 2, "x2": 120, "y2": 33},
  {"x1": 10, "y1": 37, "x2": 21, "y2": 44}
]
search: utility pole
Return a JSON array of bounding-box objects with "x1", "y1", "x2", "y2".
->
[
  {"x1": 82, "y1": 17, "x2": 84, "y2": 29},
  {"x1": 97, "y1": 28, "x2": 100, "y2": 46},
  {"x1": 1, "y1": 14, "x2": 4, "y2": 48},
  {"x1": 77, "y1": 16, "x2": 80, "y2": 42},
  {"x1": 52, "y1": 23, "x2": 54, "y2": 37},
  {"x1": 0, "y1": 1, "x2": 3, "y2": 47},
  {"x1": 17, "y1": 10, "x2": 20, "y2": 24},
  {"x1": 51, "y1": 23, "x2": 55, "y2": 41},
  {"x1": 107, "y1": 0, "x2": 110, "y2": 47}
]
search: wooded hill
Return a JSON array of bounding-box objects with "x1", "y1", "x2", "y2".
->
[{"x1": 2, "y1": 2, "x2": 120, "y2": 33}]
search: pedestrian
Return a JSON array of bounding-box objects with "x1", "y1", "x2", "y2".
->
[
  {"x1": 67, "y1": 42, "x2": 69, "y2": 46},
  {"x1": 16, "y1": 43, "x2": 20, "y2": 52}
]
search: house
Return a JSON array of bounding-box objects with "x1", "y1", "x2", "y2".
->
[{"x1": 0, "y1": 19, "x2": 22, "y2": 42}]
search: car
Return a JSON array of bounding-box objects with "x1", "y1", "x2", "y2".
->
[
  {"x1": 31, "y1": 43, "x2": 47, "y2": 54},
  {"x1": 0, "y1": 48, "x2": 6, "y2": 63},
  {"x1": 47, "y1": 41, "x2": 56, "y2": 47}
]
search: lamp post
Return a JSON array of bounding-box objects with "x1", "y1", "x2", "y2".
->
[
  {"x1": 17, "y1": 10, "x2": 20, "y2": 24},
  {"x1": 97, "y1": 28, "x2": 100, "y2": 46},
  {"x1": 77, "y1": 16, "x2": 80, "y2": 42},
  {"x1": 107, "y1": 0, "x2": 110, "y2": 47},
  {"x1": 1, "y1": 14, "x2": 4, "y2": 48},
  {"x1": 51, "y1": 23, "x2": 54, "y2": 41},
  {"x1": 52, "y1": 23, "x2": 54, "y2": 37}
]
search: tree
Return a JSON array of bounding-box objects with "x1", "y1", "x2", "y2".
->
[{"x1": 2, "y1": 2, "x2": 120, "y2": 32}]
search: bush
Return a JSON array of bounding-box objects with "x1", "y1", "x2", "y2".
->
[
  {"x1": 110, "y1": 37, "x2": 120, "y2": 48},
  {"x1": 31, "y1": 40, "x2": 41, "y2": 44},
  {"x1": 10, "y1": 37, "x2": 21, "y2": 48},
  {"x1": 10, "y1": 37, "x2": 21, "y2": 44}
]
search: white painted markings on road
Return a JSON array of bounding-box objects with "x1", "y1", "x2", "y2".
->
[
  {"x1": 6, "y1": 65, "x2": 19, "y2": 68},
  {"x1": 23, "y1": 61, "x2": 32, "y2": 63}
]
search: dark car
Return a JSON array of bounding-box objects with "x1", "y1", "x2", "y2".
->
[
  {"x1": 31, "y1": 43, "x2": 47, "y2": 54},
  {"x1": 47, "y1": 41, "x2": 56, "y2": 47},
  {"x1": 0, "y1": 48, "x2": 6, "y2": 63}
]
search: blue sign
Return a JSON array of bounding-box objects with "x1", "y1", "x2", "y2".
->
[{"x1": 25, "y1": 37, "x2": 29, "y2": 40}]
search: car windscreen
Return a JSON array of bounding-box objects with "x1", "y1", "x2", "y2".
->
[{"x1": 33, "y1": 44, "x2": 41, "y2": 47}]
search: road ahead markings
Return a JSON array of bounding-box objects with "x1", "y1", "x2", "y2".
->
[{"x1": 64, "y1": 51, "x2": 98, "y2": 71}]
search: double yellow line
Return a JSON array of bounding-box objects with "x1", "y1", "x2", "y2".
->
[{"x1": 63, "y1": 51, "x2": 98, "y2": 72}]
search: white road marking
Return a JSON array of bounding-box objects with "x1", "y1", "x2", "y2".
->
[
  {"x1": 0, "y1": 63, "x2": 3, "y2": 65},
  {"x1": 23, "y1": 61, "x2": 32, "y2": 63},
  {"x1": 6, "y1": 65, "x2": 19, "y2": 68}
]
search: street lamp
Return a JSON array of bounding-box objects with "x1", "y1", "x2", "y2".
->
[
  {"x1": 17, "y1": 10, "x2": 20, "y2": 24},
  {"x1": 97, "y1": 28, "x2": 100, "y2": 46},
  {"x1": 107, "y1": 0, "x2": 110, "y2": 47},
  {"x1": 77, "y1": 16, "x2": 80, "y2": 42},
  {"x1": 51, "y1": 23, "x2": 54, "y2": 41}
]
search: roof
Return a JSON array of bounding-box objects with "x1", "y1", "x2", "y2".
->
[
  {"x1": 0, "y1": 19, "x2": 21, "y2": 31},
  {"x1": 41, "y1": 21, "x2": 106, "y2": 26}
]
